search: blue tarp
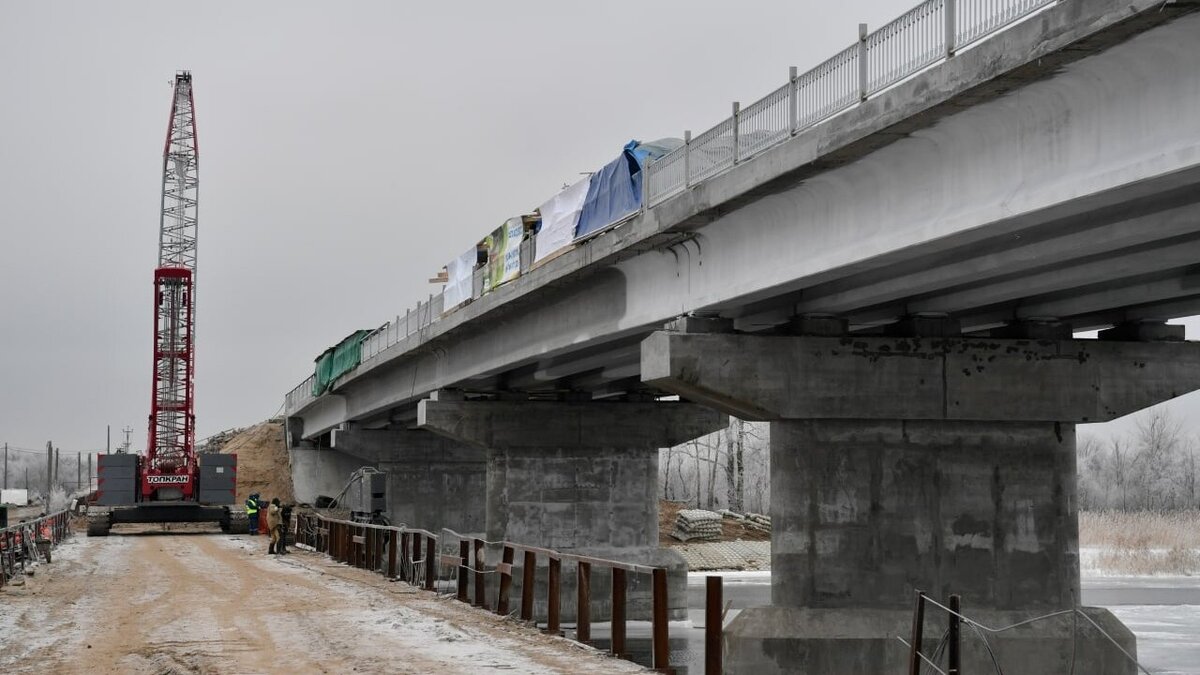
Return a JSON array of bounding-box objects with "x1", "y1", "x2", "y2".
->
[{"x1": 574, "y1": 139, "x2": 681, "y2": 240}]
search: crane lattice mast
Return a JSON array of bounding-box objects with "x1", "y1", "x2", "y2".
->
[{"x1": 147, "y1": 71, "x2": 199, "y2": 492}]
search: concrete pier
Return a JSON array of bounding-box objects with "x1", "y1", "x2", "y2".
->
[
  {"x1": 330, "y1": 426, "x2": 486, "y2": 534},
  {"x1": 418, "y1": 395, "x2": 726, "y2": 619},
  {"x1": 642, "y1": 329, "x2": 1200, "y2": 674}
]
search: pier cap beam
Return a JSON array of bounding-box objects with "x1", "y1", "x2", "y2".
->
[
  {"x1": 415, "y1": 397, "x2": 727, "y2": 449},
  {"x1": 641, "y1": 331, "x2": 1200, "y2": 422}
]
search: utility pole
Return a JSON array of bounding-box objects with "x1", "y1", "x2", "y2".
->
[
  {"x1": 3, "y1": 442, "x2": 7, "y2": 490},
  {"x1": 55, "y1": 447, "x2": 60, "y2": 488},
  {"x1": 87, "y1": 454, "x2": 93, "y2": 492},
  {"x1": 77, "y1": 451, "x2": 82, "y2": 492},
  {"x1": 45, "y1": 441, "x2": 53, "y2": 506},
  {"x1": 107, "y1": 424, "x2": 111, "y2": 453}
]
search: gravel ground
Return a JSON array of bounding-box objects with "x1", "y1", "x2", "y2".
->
[{"x1": 0, "y1": 525, "x2": 648, "y2": 674}]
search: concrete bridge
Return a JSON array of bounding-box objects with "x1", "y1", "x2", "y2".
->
[{"x1": 284, "y1": 0, "x2": 1200, "y2": 672}]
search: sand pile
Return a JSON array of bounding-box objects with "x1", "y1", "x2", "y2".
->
[{"x1": 214, "y1": 419, "x2": 294, "y2": 505}]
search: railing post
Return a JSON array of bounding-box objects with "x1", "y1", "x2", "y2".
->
[
  {"x1": 706, "y1": 576, "x2": 723, "y2": 675},
  {"x1": 425, "y1": 537, "x2": 437, "y2": 591},
  {"x1": 858, "y1": 23, "x2": 869, "y2": 101},
  {"x1": 612, "y1": 567, "x2": 627, "y2": 658},
  {"x1": 400, "y1": 532, "x2": 411, "y2": 581},
  {"x1": 547, "y1": 556, "x2": 561, "y2": 635},
  {"x1": 576, "y1": 561, "x2": 591, "y2": 644},
  {"x1": 788, "y1": 66, "x2": 799, "y2": 134},
  {"x1": 948, "y1": 594, "x2": 962, "y2": 675},
  {"x1": 683, "y1": 130, "x2": 692, "y2": 188},
  {"x1": 652, "y1": 568, "x2": 670, "y2": 672},
  {"x1": 497, "y1": 545, "x2": 514, "y2": 616},
  {"x1": 945, "y1": 0, "x2": 957, "y2": 57},
  {"x1": 907, "y1": 589, "x2": 927, "y2": 675},
  {"x1": 411, "y1": 533, "x2": 422, "y2": 583},
  {"x1": 457, "y1": 540, "x2": 470, "y2": 602},
  {"x1": 731, "y1": 102, "x2": 741, "y2": 165},
  {"x1": 473, "y1": 538, "x2": 487, "y2": 609},
  {"x1": 387, "y1": 529, "x2": 398, "y2": 579},
  {"x1": 521, "y1": 551, "x2": 536, "y2": 622}
]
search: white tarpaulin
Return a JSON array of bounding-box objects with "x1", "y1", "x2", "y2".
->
[
  {"x1": 443, "y1": 246, "x2": 476, "y2": 310},
  {"x1": 535, "y1": 177, "x2": 590, "y2": 264}
]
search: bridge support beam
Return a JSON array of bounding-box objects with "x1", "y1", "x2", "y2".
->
[
  {"x1": 417, "y1": 397, "x2": 727, "y2": 620},
  {"x1": 331, "y1": 427, "x2": 486, "y2": 534},
  {"x1": 643, "y1": 330, "x2": 1200, "y2": 675}
]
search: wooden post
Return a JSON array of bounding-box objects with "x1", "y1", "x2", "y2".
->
[
  {"x1": 521, "y1": 551, "x2": 536, "y2": 621},
  {"x1": 473, "y1": 538, "x2": 487, "y2": 609},
  {"x1": 425, "y1": 537, "x2": 436, "y2": 591},
  {"x1": 457, "y1": 540, "x2": 470, "y2": 602},
  {"x1": 907, "y1": 590, "x2": 927, "y2": 675},
  {"x1": 576, "y1": 561, "x2": 592, "y2": 644},
  {"x1": 706, "y1": 576, "x2": 723, "y2": 675},
  {"x1": 652, "y1": 568, "x2": 669, "y2": 672},
  {"x1": 948, "y1": 594, "x2": 961, "y2": 675},
  {"x1": 547, "y1": 557, "x2": 561, "y2": 635},
  {"x1": 612, "y1": 567, "x2": 627, "y2": 658},
  {"x1": 497, "y1": 545, "x2": 514, "y2": 616}
]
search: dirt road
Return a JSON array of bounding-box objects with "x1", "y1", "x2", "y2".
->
[{"x1": 0, "y1": 526, "x2": 648, "y2": 674}]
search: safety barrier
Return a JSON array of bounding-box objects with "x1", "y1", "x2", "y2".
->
[
  {"x1": 293, "y1": 511, "x2": 674, "y2": 671},
  {"x1": 0, "y1": 509, "x2": 72, "y2": 587},
  {"x1": 643, "y1": 0, "x2": 1057, "y2": 207}
]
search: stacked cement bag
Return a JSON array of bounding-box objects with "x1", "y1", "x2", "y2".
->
[
  {"x1": 672, "y1": 509, "x2": 723, "y2": 542},
  {"x1": 745, "y1": 513, "x2": 772, "y2": 533}
]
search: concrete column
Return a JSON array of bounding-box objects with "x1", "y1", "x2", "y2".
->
[
  {"x1": 642, "y1": 330, "x2": 1200, "y2": 675},
  {"x1": 418, "y1": 397, "x2": 727, "y2": 620},
  {"x1": 288, "y1": 440, "x2": 372, "y2": 506},
  {"x1": 330, "y1": 427, "x2": 485, "y2": 534}
]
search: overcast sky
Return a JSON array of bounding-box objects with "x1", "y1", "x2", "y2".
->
[{"x1": 2, "y1": 1, "x2": 1197, "y2": 454}]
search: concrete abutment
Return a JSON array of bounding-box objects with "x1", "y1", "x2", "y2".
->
[{"x1": 642, "y1": 330, "x2": 1200, "y2": 674}]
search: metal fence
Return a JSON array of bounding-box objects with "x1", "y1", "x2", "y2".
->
[
  {"x1": 293, "y1": 511, "x2": 674, "y2": 671},
  {"x1": 0, "y1": 509, "x2": 72, "y2": 586},
  {"x1": 644, "y1": 0, "x2": 1057, "y2": 207}
]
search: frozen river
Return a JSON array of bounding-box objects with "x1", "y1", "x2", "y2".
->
[{"x1": 583, "y1": 572, "x2": 1200, "y2": 674}]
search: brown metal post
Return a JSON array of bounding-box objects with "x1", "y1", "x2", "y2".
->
[
  {"x1": 457, "y1": 540, "x2": 470, "y2": 602},
  {"x1": 521, "y1": 550, "x2": 536, "y2": 621},
  {"x1": 473, "y1": 538, "x2": 487, "y2": 609},
  {"x1": 907, "y1": 590, "x2": 927, "y2": 675},
  {"x1": 400, "y1": 533, "x2": 411, "y2": 581},
  {"x1": 948, "y1": 594, "x2": 961, "y2": 675},
  {"x1": 576, "y1": 561, "x2": 591, "y2": 644},
  {"x1": 706, "y1": 576, "x2": 723, "y2": 675},
  {"x1": 387, "y1": 529, "x2": 398, "y2": 578},
  {"x1": 375, "y1": 528, "x2": 384, "y2": 573},
  {"x1": 611, "y1": 567, "x2": 627, "y2": 658},
  {"x1": 497, "y1": 545, "x2": 514, "y2": 616},
  {"x1": 412, "y1": 530, "x2": 422, "y2": 583},
  {"x1": 425, "y1": 537, "x2": 436, "y2": 591},
  {"x1": 366, "y1": 528, "x2": 375, "y2": 571},
  {"x1": 652, "y1": 568, "x2": 669, "y2": 672},
  {"x1": 547, "y1": 556, "x2": 561, "y2": 635}
]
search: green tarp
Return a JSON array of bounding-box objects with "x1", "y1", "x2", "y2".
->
[{"x1": 312, "y1": 329, "x2": 372, "y2": 396}]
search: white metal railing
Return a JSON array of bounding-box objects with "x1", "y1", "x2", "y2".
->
[
  {"x1": 286, "y1": 374, "x2": 316, "y2": 412},
  {"x1": 287, "y1": 0, "x2": 1059, "y2": 407},
  {"x1": 644, "y1": 0, "x2": 1056, "y2": 207}
]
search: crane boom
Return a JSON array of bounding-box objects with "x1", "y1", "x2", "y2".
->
[{"x1": 146, "y1": 71, "x2": 199, "y2": 500}]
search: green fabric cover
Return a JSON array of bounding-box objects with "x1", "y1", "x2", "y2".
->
[{"x1": 312, "y1": 329, "x2": 372, "y2": 396}]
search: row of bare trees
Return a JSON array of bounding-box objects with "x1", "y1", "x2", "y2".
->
[
  {"x1": 1079, "y1": 409, "x2": 1200, "y2": 511},
  {"x1": 660, "y1": 418, "x2": 771, "y2": 514}
]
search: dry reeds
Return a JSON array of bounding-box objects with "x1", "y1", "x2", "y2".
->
[{"x1": 1080, "y1": 510, "x2": 1200, "y2": 575}]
